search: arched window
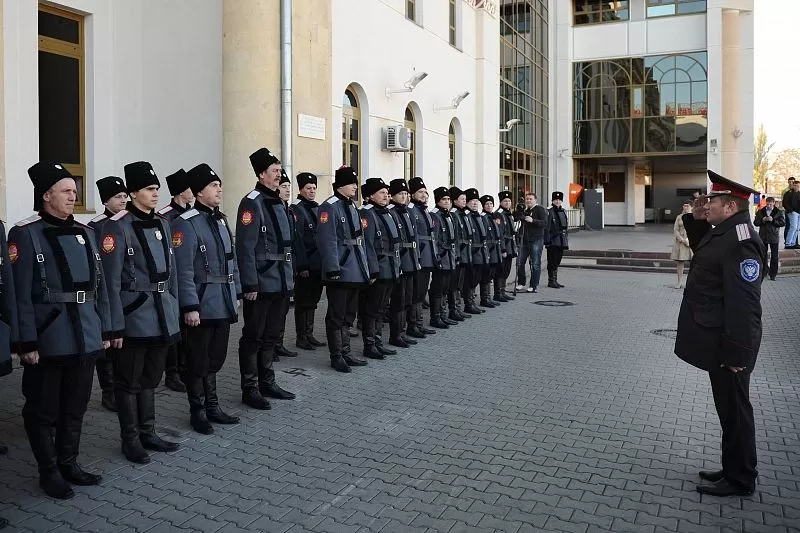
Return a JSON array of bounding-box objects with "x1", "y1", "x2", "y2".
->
[
  {"x1": 448, "y1": 121, "x2": 458, "y2": 187},
  {"x1": 404, "y1": 106, "x2": 416, "y2": 181},
  {"x1": 342, "y1": 88, "x2": 361, "y2": 176}
]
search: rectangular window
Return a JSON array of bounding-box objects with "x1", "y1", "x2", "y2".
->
[
  {"x1": 449, "y1": 0, "x2": 457, "y2": 47},
  {"x1": 574, "y1": 1, "x2": 629, "y2": 26},
  {"x1": 38, "y1": 4, "x2": 86, "y2": 210},
  {"x1": 647, "y1": 0, "x2": 706, "y2": 18},
  {"x1": 406, "y1": 0, "x2": 416, "y2": 22}
]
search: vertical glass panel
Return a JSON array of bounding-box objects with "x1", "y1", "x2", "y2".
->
[
  {"x1": 660, "y1": 83, "x2": 676, "y2": 116},
  {"x1": 38, "y1": 10, "x2": 80, "y2": 44},
  {"x1": 632, "y1": 118, "x2": 645, "y2": 153},
  {"x1": 644, "y1": 84, "x2": 660, "y2": 116},
  {"x1": 632, "y1": 87, "x2": 643, "y2": 117},
  {"x1": 645, "y1": 117, "x2": 675, "y2": 152},
  {"x1": 675, "y1": 83, "x2": 691, "y2": 115},
  {"x1": 678, "y1": 0, "x2": 707, "y2": 14},
  {"x1": 350, "y1": 119, "x2": 359, "y2": 141},
  {"x1": 602, "y1": 119, "x2": 631, "y2": 154},
  {"x1": 616, "y1": 86, "x2": 631, "y2": 117},
  {"x1": 38, "y1": 50, "x2": 81, "y2": 164}
]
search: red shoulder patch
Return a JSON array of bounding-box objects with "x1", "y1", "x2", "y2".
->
[
  {"x1": 101, "y1": 234, "x2": 116, "y2": 253},
  {"x1": 172, "y1": 231, "x2": 184, "y2": 248},
  {"x1": 320, "y1": 212, "x2": 330, "y2": 224},
  {"x1": 494, "y1": 218, "x2": 501, "y2": 225},
  {"x1": 241, "y1": 210, "x2": 254, "y2": 226},
  {"x1": 8, "y1": 242, "x2": 18, "y2": 264}
]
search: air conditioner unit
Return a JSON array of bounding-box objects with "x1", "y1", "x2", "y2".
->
[{"x1": 382, "y1": 125, "x2": 412, "y2": 152}]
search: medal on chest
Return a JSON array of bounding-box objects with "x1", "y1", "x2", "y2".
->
[
  {"x1": 76, "y1": 235, "x2": 85, "y2": 245},
  {"x1": 155, "y1": 229, "x2": 163, "y2": 241}
]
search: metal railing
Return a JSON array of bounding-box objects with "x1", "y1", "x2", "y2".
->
[{"x1": 566, "y1": 208, "x2": 585, "y2": 230}]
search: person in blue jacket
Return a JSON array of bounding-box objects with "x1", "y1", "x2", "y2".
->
[{"x1": 316, "y1": 166, "x2": 370, "y2": 372}]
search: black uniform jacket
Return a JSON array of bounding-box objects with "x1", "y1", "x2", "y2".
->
[{"x1": 674, "y1": 210, "x2": 766, "y2": 372}]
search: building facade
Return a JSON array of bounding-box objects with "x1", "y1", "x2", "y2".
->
[{"x1": 551, "y1": 0, "x2": 754, "y2": 225}]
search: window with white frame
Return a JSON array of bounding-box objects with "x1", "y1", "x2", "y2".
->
[{"x1": 646, "y1": 0, "x2": 706, "y2": 18}]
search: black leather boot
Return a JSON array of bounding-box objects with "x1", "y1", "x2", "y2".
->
[
  {"x1": 389, "y1": 311, "x2": 409, "y2": 347},
  {"x1": 137, "y1": 389, "x2": 180, "y2": 453},
  {"x1": 362, "y1": 319, "x2": 385, "y2": 359},
  {"x1": 342, "y1": 326, "x2": 367, "y2": 366},
  {"x1": 242, "y1": 388, "x2": 272, "y2": 410},
  {"x1": 463, "y1": 290, "x2": 482, "y2": 314},
  {"x1": 188, "y1": 376, "x2": 213, "y2": 434},
  {"x1": 554, "y1": 269, "x2": 565, "y2": 288},
  {"x1": 547, "y1": 271, "x2": 559, "y2": 288},
  {"x1": 115, "y1": 391, "x2": 150, "y2": 464},
  {"x1": 96, "y1": 359, "x2": 116, "y2": 412},
  {"x1": 56, "y1": 405, "x2": 102, "y2": 486},
  {"x1": 295, "y1": 310, "x2": 315, "y2": 350},
  {"x1": 429, "y1": 297, "x2": 449, "y2": 329},
  {"x1": 417, "y1": 303, "x2": 437, "y2": 334},
  {"x1": 405, "y1": 306, "x2": 425, "y2": 338},
  {"x1": 25, "y1": 419, "x2": 75, "y2": 499},
  {"x1": 164, "y1": 370, "x2": 186, "y2": 393},
  {"x1": 455, "y1": 292, "x2": 471, "y2": 319},
  {"x1": 39, "y1": 470, "x2": 75, "y2": 500},
  {"x1": 307, "y1": 310, "x2": 325, "y2": 346},
  {"x1": 204, "y1": 374, "x2": 239, "y2": 424},
  {"x1": 480, "y1": 283, "x2": 497, "y2": 307},
  {"x1": 502, "y1": 278, "x2": 515, "y2": 300},
  {"x1": 375, "y1": 323, "x2": 397, "y2": 355},
  {"x1": 259, "y1": 381, "x2": 296, "y2": 400},
  {"x1": 327, "y1": 327, "x2": 351, "y2": 372},
  {"x1": 275, "y1": 344, "x2": 299, "y2": 358}
]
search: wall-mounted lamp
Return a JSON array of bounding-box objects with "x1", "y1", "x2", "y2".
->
[
  {"x1": 385, "y1": 71, "x2": 429, "y2": 97},
  {"x1": 434, "y1": 91, "x2": 470, "y2": 112},
  {"x1": 499, "y1": 118, "x2": 521, "y2": 133},
  {"x1": 558, "y1": 148, "x2": 570, "y2": 158},
  {"x1": 709, "y1": 138, "x2": 718, "y2": 154},
  {"x1": 732, "y1": 127, "x2": 743, "y2": 139}
]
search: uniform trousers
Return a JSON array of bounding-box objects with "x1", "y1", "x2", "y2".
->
[
  {"x1": 95, "y1": 348, "x2": 117, "y2": 392},
  {"x1": 482, "y1": 261, "x2": 500, "y2": 283},
  {"x1": 469, "y1": 264, "x2": 486, "y2": 289},
  {"x1": 239, "y1": 295, "x2": 287, "y2": 391},
  {"x1": 325, "y1": 285, "x2": 361, "y2": 359},
  {"x1": 390, "y1": 274, "x2": 415, "y2": 313},
  {"x1": 448, "y1": 264, "x2": 466, "y2": 310},
  {"x1": 362, "y1": 281, "x2": 394, "y2": 343},
  {"x1": 765, "y1": 242, "x2": 779, "y2": 279},
  {"x1": 294, "y1": 273, "x2": 323, "y2": 310},
  {"x1": 413, "y1": 270, "x2": 431, "y2": 305},
  {"x1": 709, "y1": 369, "x2": 758, "y2": 489},
  {"x1": 546, "y1": 246, "x2": 565, "y2": 273},
  {"x1": 21, "y1": 359, "x2": 95, "y2": 472},
  {"x1": 184, "y1": 322, "x2": 231, "y2": 378},
  {"x1": 501, "y1": 255, "x2": 514, "y2": 279},
  {"x1": 429, "y1": 270, "x2": 452, "y2": 301},
  {"x1": 114, "y1": 345, "x2": 169, "y2": 394}
]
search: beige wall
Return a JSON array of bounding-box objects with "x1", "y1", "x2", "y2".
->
[{"x1": 222, "y1": 0, "x2": 331, "y2": 214}]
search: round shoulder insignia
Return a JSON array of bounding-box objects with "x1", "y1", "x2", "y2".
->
[
  {"x1": 740, "y1": 258, "x2": 760, "y2": 283},
  {"x1": 172, "y1": 231, "x2": 184, "y2": 248},
  {"x1": 102, "y1": 234, "x2": 116, "y2": 254},
  {"x1": 8, "y1": 242, "x2": 18, "y2": 263},
  {"x1": 241, "y1": 210, "x2": 254, "y2": 226},
  {"x1": 361, "y1": 217, "x2": 368, "y2": 229},
  {"x1": 320, "y1": 211, "x2": 330, "y2": 224}
]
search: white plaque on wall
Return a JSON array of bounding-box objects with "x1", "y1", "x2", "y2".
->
[{"x1": 298, "y1": 114, "x2": 326, "y2": 140}]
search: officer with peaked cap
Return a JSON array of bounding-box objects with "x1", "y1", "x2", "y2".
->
[
  {"x1": 479, "y1": 194, "x2": 503, "y2": 307},
  {"x1": 407, "y1": 177, "x2": 438, "y2": 336},
  {"x1": 675, "y1": 170, "x2": 766, "y2": 497},
  {"x1": 156, "y1": 168, "x2": 193, "y2": 394},
  {"x1": 88, "y1": 176, "x2": 128, "y2": 412},
  {"x1": 273, "y1": 168, "x2": 299, "y2": 361},
  {"x1": 494, "y1": 191, "x2": 518, "y2": 300},
  {"x1": 290, "y1": 172, "x2": 326, "y2": 351},
  {"x1": 316, "y1": 166, "x2": 370, "y2": 372},
  {"x1": 359, "y1": 178, "x2": 401, "y2": 361},
  {"x1": 465, "y1": 188, "x2": 490, "y2": 309},
  {"x1": 235, "y1": 148, "x2": 296, "y2": 408},
  {"x1": 449, "y1": 187, "x2": 474, "y2": 319},
  {"x1": 428, "y1": 187, "x2": 458, "y2": 328},
  {"x1": 100, "y1": 161, "x2": 181, "y2": 464},
  {"x1": 172, "y1": 163, "x2": 241, "y2": 435},
  {"x1": 544, "y1": 191, "x2": 569, "y2": 288},
  {"x1": 386, "y1": 178, "x2": 421, "y2": 347},
  {"x1": 10, "y1": 162, "x2": 114, "y2": 498}
]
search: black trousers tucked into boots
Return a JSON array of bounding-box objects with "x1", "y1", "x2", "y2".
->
[
  {"x1": 390, "y1": 274, "x2": 414, "y2": 338},
  {"x1": 185, "y1": 322, "x2": 231, "y2": 378},
  {"x1": 448, "y1": 265, "x2": 466, "y2": 311},
  {"x1": 546, "y1": 246, "x2": 564, "y2": 274},
  {"x1": 709, "y1": 369, "x2": 758, "y2": 489},
  {"x1": 362, "y1": 281, "x2": 394, "y2": 348},
  {"x1": 22, "y1": 360, "x2": 95, "y2": 474},
  {"x1": 95, "y1": 349, "x2": 116, "y2": 393},
  {"x1": 239, "y1": 296, "x2": 288, "y2": 391},
  {"x1": 295, "y1": 273, "x2": 324, "y2": 342},
  {"x1": 114, "y1": 345, "x2": 169, "y2": 394},
  {"x1": 325, "y1": 285, "x2": 361, "y2": 360},
  {"x1": 164, "y1": 341, "x2": 185, "y2": 377},
  {"x1": 429, "y1": 271, "x2": 451, "y2": 303}
]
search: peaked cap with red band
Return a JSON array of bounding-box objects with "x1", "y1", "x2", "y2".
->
[{"x1": 706, "y1": 170, "x2": 758, "y2": 200}]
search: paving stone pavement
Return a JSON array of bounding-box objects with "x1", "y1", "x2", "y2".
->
[{"x1": 1, "y1": 270, "x2": 800, "y2": 532}]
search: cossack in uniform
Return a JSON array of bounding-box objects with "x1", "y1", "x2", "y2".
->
[
  {"x1": 289, "y1": 172, "x2": 325, "y2": 350},
  {"x1": 465, "y1": 189, "x2": 490, "y2": 310},
  {"x1": 479, "y1": 194, "x2": 503, "y2": 308},
  {"x1": 428, "y1": 187, "x2": 458, "y2": 329},
  {"x1": 88, "y1": 175, "x2": 128, "y2": 413},
  {"x1": 386, "y1": 179, "x2": 421, "y2": 348},
  {"x1": 316, "y1": 166, "x2": 370, "y2": 372},
  {"x1": 359, "y1": 178, "x2": 401, "y2": 361},
  {"x1": 545, "y1": 191, "x2": 569, "y2": 289},
  {"x1": 449, "y1": 187, "x2": 475, "y2": 318},
  {"x1": 156, "y1": 168, "x2": 193, "y2": 394},
  {"x1": 172, "y1": 163, "x2": 241, "y2": 435},
  {"x1": 235, "y1": 148, "x2": 296, "y2": 410},
  {"x1": 11, "y1": 162, "x2": 113, "y2": 499},
  {"x1": 675, "y1": 171, "x2": 766, "y2": 496},
  {"x1": 494, "y1": 190, "x2": 518, "y2": 301},
  {"x1": 407, "y1": 177, "x2": 438, "y2": 337},
  {"x1": 100, "y1": 161, "x2": 181, "y2": 465}
]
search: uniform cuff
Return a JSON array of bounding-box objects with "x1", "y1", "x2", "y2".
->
[
  {"x1": 242, "y1": 285, "x2": 259, "y2": 294},
  {"x1": 181, "y1": 305, "x2": 201, "y2": 314},
  {"x1": 13, "y1": 341, "x2": 37, "y2": 354},
  {"x1": 326, "y1": 271, "x2": 341, "y2": 279},
  {"x1": 719, "y1": 336, "x2": 755, "y2": 368}
]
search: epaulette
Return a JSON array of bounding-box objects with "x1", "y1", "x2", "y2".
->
[
  {"x1": 110, "y1": 210, "x2": 129, "y2": 221},
  {"x1": 90, "y1": 213, "x2": 107, "y2": 223},
  {"x1": 480, "y1": 212, "x2": 487, "y2": 216},
  {"x1": 157, "y1": 205, "x2": 173, "y2": 215},
  {"x1": 291, "y1": 198, "x2": 301, "y2": 206},
  {"x1": 361, "y1": 204, "x2": 374, "y2": 210},
  {"x1": 735, "y1": 223, "x2": 753, "y2": 242},
  {"x1": 246, "y1": 190, "x2": 261, "y2": 200},
  {"x1": 429, "y1": 207, "x2": 440, "y2": 213},
  {"x1": 497, "y1": 208, "x2": 505, "y2": 214},
  {"x1": 180, "y1": 209, "x2": 200, "y2": 220},
  {"x1": 386, "y1": 204, "x2": 394, "y2": 210},
  {"x1": 324, "y1": 196, "x2": 340, "y2": 205},
  {"x1": 14, "y1": 215, "x2": 41, "y2": 227},
  {"x1": 450, "y1": 208, "x2": 457, "y2": 213}
]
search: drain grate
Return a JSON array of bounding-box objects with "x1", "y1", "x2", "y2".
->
[{"x1": 533, "y1": 300, "x2": 575, "y2": 307}]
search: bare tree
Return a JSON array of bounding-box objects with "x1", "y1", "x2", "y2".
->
[
  {"x1": 753, "y1": 124, "x2": 774, "y2": 192},
  {"x1": 768, "y1": 148, "x2": 800, "y2": 193}
]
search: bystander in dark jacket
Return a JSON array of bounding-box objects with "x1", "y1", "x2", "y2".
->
[{"x1": 754, "y1": 197, "x2": 785, "y2": 280}]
